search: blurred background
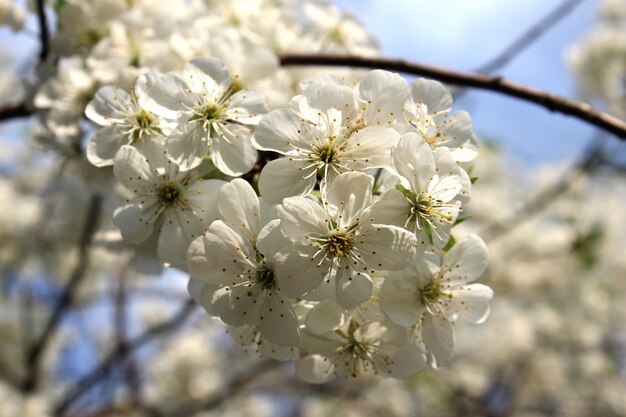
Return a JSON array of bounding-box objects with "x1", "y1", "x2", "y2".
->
[{"x1": 0, "y1": 0, "x2": 625, "y2": 416}]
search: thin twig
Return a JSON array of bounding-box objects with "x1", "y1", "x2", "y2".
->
[
  {"x1": 54, "y1": 299, "x2": 197, "y2": 417},
  {"x1": 482, "y1": 132, "x2": 607, "y2": 241},
  {"x1": 475, "y1": 0, "x2": 586, "y2": 74},
  {"x1": 35, "y1": 0, "x2": 50, "y2": 62},
  {"x1": 0, "y1": 103, "x2": 33, "y2": 121},
  {"x1": 23, "y1": 194, "x2": 103, "y2": 392},
  {"x1": 278, "y1": 54, "x2": 626, "y2": 140},
  {"x1": 112, "y1": 260, "x2": 142, "y2": 405},
  {"x1": 168, "y1": 360, "x2": 277, "y2": 417}
]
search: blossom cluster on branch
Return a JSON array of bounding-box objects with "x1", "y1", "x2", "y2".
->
[{"x1": 0, "y1": 0, "x2": 495, "y2": 382}]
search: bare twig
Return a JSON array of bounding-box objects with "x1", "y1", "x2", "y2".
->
[
  {"x1": 0, "y1": 103, "x2": 33, "y2": 121},
  {"x1": 112, "y1": 261, "x2": 142, "y2": 405},
  {"x1": 23, "y1": 194, "x2": 103, "y2": 392},
  {"x1": 475, "y1": 0, "x2": 586, "y2": 74},
  {"x1": 482, "y1": 133, "x2": 607, "y2": 241},
  {"x1": 54, "y1": 299, "x2": 197, "y2": 416},
  {"x1": 278, "y1": 54, "x2": 626, "y2": 140},
  {"x1": 35, "y1": 0, "x2": 50, "y2": 62},
  {"x1": 169, "y1": 360, "x2": 277, "y2": 417}
]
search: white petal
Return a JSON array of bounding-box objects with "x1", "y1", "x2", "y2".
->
[
  {"x1": 439, "y1": 111, "x2": 478, "y2": 162},
  {"x1": 86, "y1": 125, "x2": 125, "y2": 167},
  {"x1": 277, "y1": 197, "x2": 329, "y2": 243},
  {"x1": 112, "y1": 204, "x2": 154, "y2": 244},
  {"x1": 410, "y1": 78, "x2": 452, "y2": 113},
  {"x1": 187, "y1": 236, "x2": 212, "y2": 281},
  {"x1": 379, "y1": 275, "x2": 421, "y2": 327},
  {"x1": 157, "y1": 209, "x2": 206, "y2": 270},
  {"x1": 210, "y1": 123, "x2": 257, "y2": 176},
  {"x1": 252, "y1": 108, "x2": 314, "y2": 153},
  {"x1": 335, "y1": 267, "x2": 373, "y2": 310},
  {"x1": 186, "y1": 179, "x2": 224, "y2": 225},
  {"x1": 274, "y1": 248, "x2": 325, "y2": 298},
  {"x1": 387, "y1": 346, "x2": 426, "y2": 379},
  {"x1": 324, "y1": 172, "x2": 373, "y2": 228},
  {"x1": 357, "y1": 224, "x2": 416, "y2": 271},
  {"x1": 392, "y1": 132, "x2": 435, "y2": 192},
  {"x1": 258, "y1": 157, "x2": 316, "y2": 205},
  {"x1": 113, "y1": 145, "x2": 158, "y2": 193},
  {"x1": 305, "y1": 299, "x2": 345, "y2": 336},
  {"x1": 359, "y1": 70, "x2": 408, "y2": 124},
  {"x1": 422, "y1": 315, "x2": 455, "y2": 367},
  {"x1": 342, "y1": 126, "x2": 400, "y2": 169},
  {"x1": 449, "y1": 283, "x2": 493, "y2": 323},
  {"x1": 258, "y1": 293, "x2": 301, "y2": 347},
  {"x1": 211, "y1": 285, "x2": 258, "y2": 327},
  {"x1": 257, "y1": 219, "x2": 288, "y2": 259},
  {"x1": 365, "y1": 189, "x2": 410, "y2": 228},
  {"x1": 184, "y1": 57, "x2": 230, "y2": 95},
  {"x1": 201, "y1": 220, "x2": 257, "y2": 286},
  {"x1": 441, "y1": 234, "x2": 489, "y2": 285},
  {"x1": 144, "y1": 73, "x2": 191, "y2": 119},
  {"x1": 218, "y1": 178, "x2": 260, "y2": 238},
  {"x1": 428, "y1": 175, "x2": 462, "y2": 204},
  {"x1": 226, "y1": 89, "x2": 268, "y2": 125},
  {"x1": 296, "y1": 354, "x2": 335, "y2": 384},
  {"x1": 187, "y1": 277, "x2": 205, "y2": 306},
  {"x1": 85, "y1": 85, "x2": 132, "y2": 126},
  {"x1": 165, "y1": 123, "x2": 208, "y2": 171}
]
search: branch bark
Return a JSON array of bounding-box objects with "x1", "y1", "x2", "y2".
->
[
  {"x1": 35, "y1": 0, "x2": 50, "y2": 62},
  {"x1": 54, "y1": 299, "x2": 197, "y2": 416},
  {"x1": 278, "y1": 54, "x2": 626, "y2": 140},
  {"x1": 23, "y1": 194, "x2": 103, "y2": 393}
]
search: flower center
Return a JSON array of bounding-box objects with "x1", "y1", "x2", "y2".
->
[
  {"x1": 157, "y1": 183, "x2": 183, "y2": 207},
  {"x1": 255, "y1": 264, "x2": 276, "y2": 291},
  {"x1": 315, "y1": 142, "x2": 337, "y2": 165},
  {"x1": 420, "y1": 280, "x2": 442, "y2": 304},
  {"x1": 200, "y1": 104, "x2": 223, "y2": 121},
  {"x1": 326, "y1": 233, "x2": 352, "y2": 258}
]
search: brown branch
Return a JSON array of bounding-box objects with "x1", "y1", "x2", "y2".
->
[
  {"x1": 54, "y1": 299, "x2": 197, "y2": 417},
  {"x1": 278, "y1": 54, "x2": 626, "y2": 140},
  {"x1": 0, "y1": 103, "x2": 33, "y2": 121},
  {"x1": 23, "y1": 194, "x2": 103, "y2": 393},
  {"x1": 35, "y1": 0, "x2": 50, "y2": 62},
  {"x1": 475, "y1": 0, "x2": 586, "y2": 74}
]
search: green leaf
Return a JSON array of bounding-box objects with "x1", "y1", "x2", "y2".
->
[
  {"x1": 470, "y1": 176, "x2": 479, "y2": 184},
  {"x1": 454, "y1": 216, "x2": 472, "y2": 226},
  {"x1": 442, "y1": 235, "x2": 457, "y2": 252}
]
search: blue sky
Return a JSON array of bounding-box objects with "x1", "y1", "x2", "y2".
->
[{"x1": 334, "y1": 0, "x2": 605, "y2": 165}]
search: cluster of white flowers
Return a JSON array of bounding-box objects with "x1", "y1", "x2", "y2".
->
[
  {"x1": 86, "y1": 55, "x2": 492, "y2": 381},
  {"x1": 4, "y1": 0, "x2": 491, "y2": 385}
]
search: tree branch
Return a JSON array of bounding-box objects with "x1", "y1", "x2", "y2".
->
[
  {"x1": 0, "y1": 103, "x2": 33, "y2": 121},
  {"x1": 23, "y1": 194, "x2": 103, "y2": 393},
  {"x1": 35, "y1": 0, "x2": 50, "y2": 62},
  {"x1": 54, "y1": 299, "x2": 197, "y2": 417},
  {"x1": 278, "y1": 54, "x2": 626, "y2": 140}
]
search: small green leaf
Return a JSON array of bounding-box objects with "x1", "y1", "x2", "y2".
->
[
  {"x1": 470, "y1": 176, "x2": 479, "y2": 184},
  {"x1": 442, "y1": 235, "x2": 457, "y2": 252},
  {"x1": 454, "y1": 216, "x2": 472, "y2": 226}
]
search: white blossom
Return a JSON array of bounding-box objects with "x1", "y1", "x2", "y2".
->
[{"x1": 112, "y1": 142, "x2": 224, "y2": 268}]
